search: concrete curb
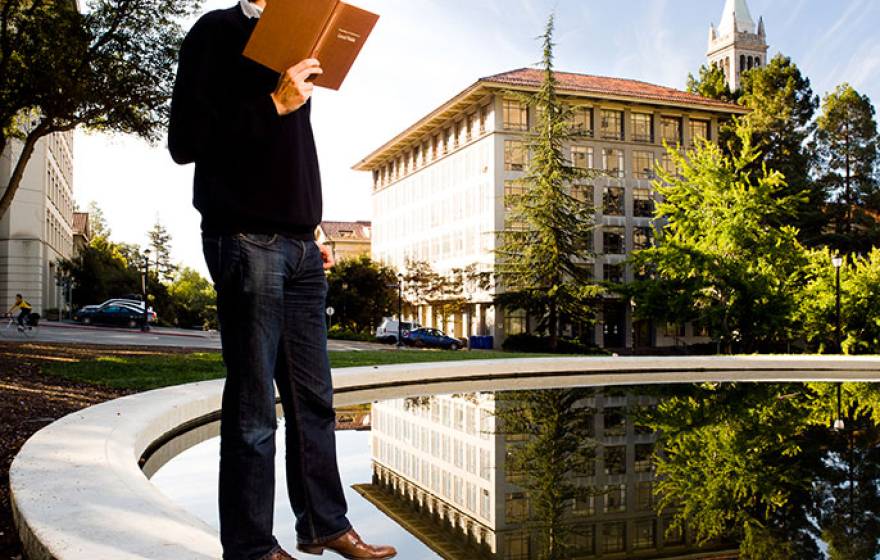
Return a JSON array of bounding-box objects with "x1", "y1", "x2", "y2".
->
[{"x1": 11, "y1": 355, "x2": 880, "y2": 559}]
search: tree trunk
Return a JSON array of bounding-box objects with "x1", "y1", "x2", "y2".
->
[
  {"x1": 0, "y1": 123, "x2": 49, "y2": 220},
  {"x1": 548, "y1": 298, "x2": 558, "y2": 351}
]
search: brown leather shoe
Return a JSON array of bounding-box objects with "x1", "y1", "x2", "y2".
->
[
  {"x1": 298, "y1": 529, "x2": 396, "y2": 560},
  {"x1": 263, "y1": 547, "x2": 297, "y2": 560}
]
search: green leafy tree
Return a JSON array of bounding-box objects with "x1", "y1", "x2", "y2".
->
[
  {"x1": 168, "y1": 267, "x2": 216, "y2": 329},
  {"x1": 87, "y1": 201, "x2": 111, "y2": 239},
  {"x1": 147, "y1": 218, "x2": 178, "y2": 283},
  {"x1": 495, "y1": 15, "x2": 599, "y2": 351},
  {"x1": 812, "y1": 83, "x2": 880, "y2": 252},
  {"x1": 686, "y1": 64, "x2": 736, "y2": 103},
  {"x1": 0, "y1": 0, "x2": 199, "y2": 219},
  {"x1": 493, "y1": 389, "x2": 598, "y2": 560},
  {"x1": 326, "y1": 255, "x2": 397, "y2": 333},
  {"x1": 796, "y1": 248, "x2": 880, "y2": 354},
  {"x1": 738, "y1": 55, "x2": 823, "y2": 244},
  {"x1": 626, "y1": 125, "x2": 809, "y2": 352}
]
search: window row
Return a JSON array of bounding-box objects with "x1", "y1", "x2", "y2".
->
[
  {"x1": 502, "y1": 99, "x2": 711, "y2": 146},
  {"x1": 505, "y1": 141, "x2": 682, "y2": 180},
  {"x1": 502, "y1": 516, "x2": 684, "y2": 560},
  {"x1": 504, "y1": 182, "x2": 656, "y2": 219},
  {"x1": 372, "y1": 105, "x2": 492, "y2": 188}
]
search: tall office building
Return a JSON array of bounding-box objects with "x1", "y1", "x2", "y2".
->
[
  {"x1": 0, "y1": 131, "x2": 76, "y2": 313},
  {"x1": 707, "y1": 0, "x2": 769, "y2": 91},
  {"x1": 366, "y1": 392, "x2": 736, "y2": 559},
  {"x1": 356, "y1": 69, "x2": 746, "y2": 349}
]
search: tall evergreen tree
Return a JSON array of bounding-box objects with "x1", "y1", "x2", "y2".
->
[
  {"x1": 147, "y1": 218, "x2": 177, "y2": 283},
  {"x1": 738, "y1": 55, "x2": 822, "y2": 244},
  {"x1": 686, "y1": 64, "x2": 737, "y2": 103},
  {"x1": 813, "y1": 83, "x2": 880, "y2": 253},
  {"x1": 494, "y1": 15, "x2": 598, "y2": 351}
]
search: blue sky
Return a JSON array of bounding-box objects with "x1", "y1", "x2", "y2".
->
[{"x1": 73, "y1": 0, "x2": 880, "y2": 276}]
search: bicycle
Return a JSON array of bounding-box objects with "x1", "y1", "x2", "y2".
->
[{"x1": 0, "y1": 312, "x2": 40, "y2": 338}]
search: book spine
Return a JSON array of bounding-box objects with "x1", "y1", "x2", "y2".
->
[{"x1": 310, "y1": 0, "x2": 343, "y2": 58}]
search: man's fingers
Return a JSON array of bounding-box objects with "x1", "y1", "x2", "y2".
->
[
  {"x1": 294, "y1": 66, "x2": 323, "y2": 84},
  {"x1": 290, "y1": 58, "x2": 321, "y2": 74}
]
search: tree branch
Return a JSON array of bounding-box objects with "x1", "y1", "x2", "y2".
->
[{"x1": 0, "y1": 121, "x2": 51, "y2": 218}]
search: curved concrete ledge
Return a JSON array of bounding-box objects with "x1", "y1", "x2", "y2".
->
[{"x1": 11, "y1": 355, "x2": 880, "y2": 559}]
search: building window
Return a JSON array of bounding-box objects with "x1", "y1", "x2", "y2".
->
[
  {"x1": 571, "y1": 184, "x2": 590, "y2": 206},
  {"x1": 572, "y1": 493, "x2": 596, "y2": 517},
  {"x1": 604, "y1": 447, "x2": 627, "y2": 476},
  {"x1": 602, "y1": 148, "x2": 624, "y2": 178},
  {"x1": 632, "y1": 151, "x2": 656, "y2": 179},
  {"x1": 603, "y1": 408, "x2": 626, "y2": 437},
  {"x1": 505, "y1": 493, "x2": 529, "y2": 523},
  {"x1": 599, "y1": 109, "x2": 624, "y2": 140},
  {"x1": 480, "y1": 489, "x2": 492, "y2": 520},
  {"x1": 660, "y1": 116, "x2": 682, "y2": 145},
  {"x1": 604, "y1": 483, "x2": 627, "y2": 513},
  {"x1": 660, "y1": 152, "x2": 678, "y2": 178},
  {"x1": 571, "y1": 106, "x2": 593, "y2": 136},
  {"x1": 571, "y1": 146, "x2": 593, "y2": 170},
  {"x1": 604, "y1": 263, "x2": 624, "y2": 284},
  {"x1": 504, "y1": 533, "x2": 529, "y2": 560},
  {"x1": 631, "y1": 112, "x2": 653, "y2": 143},
  {"x1": 505, "y1": 140, "x2": 526, "y2": 171},
  {"x1": 480, "y1": 105, "x2": 489, "y2": 133},
  {"x1": 633, "y1": 227, "x2": 653, "y2": 251},
  {"x1": 480, "y1": 449, "x2": 491, "y2": 480},
  {"x1": 664, "y1": 322, "x2": 686, "y2": 337},
  {"x1": 636, "y1": 481, "x2": 655, "y2": 511},
  {"x1": 503, "y1": 99, "x2": 529, "y2": 131},
  {"x1": 689, "y1": 119, "x2": 710, "y2": 144},
  {"x1": 504, "y1": 308, "x2": 527, "y2": 336},
  {"x1": 633, "y1": 188, "x2": 654, "y2": 217},
  {"x1": 664, "y1": 517, "x2": 685, "y2": 545},
  {"x1": 602, "y1": 227, "x2": 625, "y2": 255},
  {"x1": 602, "y1": 522, "x2": 626, "y2": 553},
  {"x1": 603, "y1": 187, "x2": 624, "y2": 216},
  {"x1": 634, "y1": 443, "x2": 654, "y2": 473},
  {"x1": 634, "y1": 519, "x2": 656, "y2": 549},
  {"x1": 573, "y1": 526, "x2": 596, "y2": 556}
]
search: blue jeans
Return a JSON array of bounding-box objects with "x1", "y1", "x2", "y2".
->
[{"x1": 203, "y1": 233, "x2": 351, "y2": 560}]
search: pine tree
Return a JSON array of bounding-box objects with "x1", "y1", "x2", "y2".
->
[
  {"x1": 147, "y1": 218, "x2": 177, "y2": 283},
  {"x1": 813, "y1": 83, "x2": 880, "y2": 253},
  {"x1": 494, "y1": 15, "x2": 599, "y2": 351}
]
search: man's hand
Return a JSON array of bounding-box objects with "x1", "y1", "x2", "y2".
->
[
  {"x1": 317, "y1": 242, "x2": 335, "y2": 270},
  {"x1": 271, "y1": 59, "x2": 323, "y2": 116}
]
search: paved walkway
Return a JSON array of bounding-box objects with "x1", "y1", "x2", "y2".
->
[{"x1": 0, "y1": 321, "x2": 390, "y2": 351}]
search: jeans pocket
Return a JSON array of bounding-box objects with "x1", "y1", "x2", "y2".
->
[{"x1": 237, "y1": 233, "x2": 279, "y2": 248}]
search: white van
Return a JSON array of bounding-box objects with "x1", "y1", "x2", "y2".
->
[{"x1": 375, "y1": 317, "x2": 421, "y2": 344}]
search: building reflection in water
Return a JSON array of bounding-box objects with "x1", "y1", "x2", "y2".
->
[{"x1": 363, "y1": 389, "x2": 736, "y2": 559}]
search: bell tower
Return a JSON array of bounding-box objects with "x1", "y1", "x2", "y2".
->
[{"x1": 707, "y1": 0, "x2": 768, "y2": 91}]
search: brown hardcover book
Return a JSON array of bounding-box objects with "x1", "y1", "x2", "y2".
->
[{"x1": 242, "y1": 0, "x2": 379, "y2": 91}]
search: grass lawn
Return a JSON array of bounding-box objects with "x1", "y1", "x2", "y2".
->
[{"x1": 44, "y1": 349, "x2": 552, "y2": 392}]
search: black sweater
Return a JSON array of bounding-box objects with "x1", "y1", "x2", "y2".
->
[{"x1": 168, "y1": 5, "x2": 321, "y2": 239}]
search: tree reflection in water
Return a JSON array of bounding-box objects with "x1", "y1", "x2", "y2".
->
[{"x1": 639, "y1": 382, "x2": 880, "y2": 560}]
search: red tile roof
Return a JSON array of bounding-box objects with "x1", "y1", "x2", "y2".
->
[
  {"x1": 319, "y1": 221, "x2": 372, "y2": 241},
  {"x1": 482, "y1": 68, "x2": 742, "y2": 111}
]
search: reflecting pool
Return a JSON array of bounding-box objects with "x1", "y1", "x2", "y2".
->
[{"x1": 151, "y1": 382, "x2": 880, "y2": 559}]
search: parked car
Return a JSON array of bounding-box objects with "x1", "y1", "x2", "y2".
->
[
  {"x1": 375, "y1": 317, "x2": 421, "y2": 344},
  {"x1": 75, "y1": 304, "x2": 151, "y2": 328},
  {"x1": 76, "y1": 300, "x2": 157, "y2": 323},
  {"x1": 402, "y1": 327, "x2": 463, "y2": 350}
]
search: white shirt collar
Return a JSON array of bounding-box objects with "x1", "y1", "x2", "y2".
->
[{"x1": 239, "y1": 0, "x2": 262, "y2": 19}]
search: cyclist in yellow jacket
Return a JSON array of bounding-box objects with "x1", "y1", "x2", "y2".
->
[{"x1": 8, "y1": 294, "x2": 32, "y2": 331}]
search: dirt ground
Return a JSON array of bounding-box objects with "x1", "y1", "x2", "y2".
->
[{"x1": 0, "y1": 341, "x2": 205, "y2": 559}]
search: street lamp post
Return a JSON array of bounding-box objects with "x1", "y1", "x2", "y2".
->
[
  {"x1": 397, "y1": 273, "x2": 403, "y2": 349},
  {"x1": 142, "y1": 249, "x2": 151, "y2": 332},
  {"x1": 832, "y1": 254, "x2": 843, "y2": 353}
]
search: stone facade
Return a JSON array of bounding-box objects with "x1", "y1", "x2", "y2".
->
[{"x1": 0, "y1": 131, "x2": 76, "y2": 314}]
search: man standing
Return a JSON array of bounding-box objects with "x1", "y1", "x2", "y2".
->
[{"x1": 168, "y1": 2, "x2": 396, "y2": 559}]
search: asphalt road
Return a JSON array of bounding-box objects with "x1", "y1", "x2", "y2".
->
[{"x1": 0, "y1": 321, "x2": 391, "y2": 351}]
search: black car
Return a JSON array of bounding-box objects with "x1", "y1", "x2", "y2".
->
[
  {"x1": 75, "y1": 305, "x2": 148, "y2": 328},
  {"x1": 402, "y1": 328, "x2": 464, "y2": 350}
]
